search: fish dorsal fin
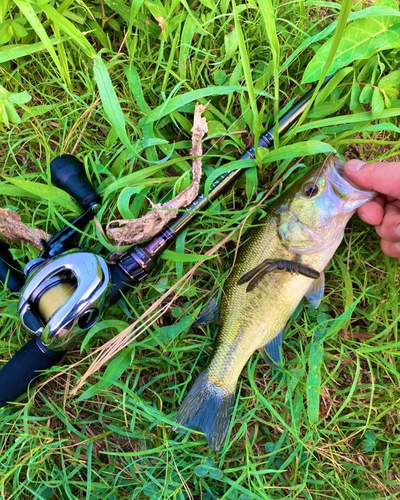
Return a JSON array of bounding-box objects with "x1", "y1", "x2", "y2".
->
[
  {"x1": 305, "y1": 271, "x2": 325, "y2": 308},
  {"x1": 259, "y1": 329, "x2": 284, "y2": 368},
  {"x1": 194, "y1": 296, "x2": 220, "y2": 327}
]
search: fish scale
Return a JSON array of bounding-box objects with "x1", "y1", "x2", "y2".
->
[{"x1": 174, "y1": 156, "x2": 376, "y2": 451}]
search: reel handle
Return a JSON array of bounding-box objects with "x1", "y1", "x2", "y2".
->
[
  {"x1": 50, "y1": 155, "x2": 101, "y2": 211},
  {"x1": 0, "y1": 241, "x2": 25, "y2": 292}
]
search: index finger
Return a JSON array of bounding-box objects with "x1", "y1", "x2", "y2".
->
[{"x1": 344, "y1": 160, "x2": 400, "y2": 199}]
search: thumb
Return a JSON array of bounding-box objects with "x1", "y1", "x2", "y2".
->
[{"x1": 344, "y1": 160, "x2": 400, "y2": 199}]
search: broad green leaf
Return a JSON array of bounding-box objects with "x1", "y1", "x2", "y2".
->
[
  {"x1": 8, "y1": 91, "x2": 31, "y2": 105},
  {"x1": 290, "y1": 0, "x2": 353, "y2": 137},
  {"x1": 306, "y1": 341, "x2": 324, "y2": 425},
  {"x1": 214, "y1": 69, "x2": 227, "y2": 86},
  {"x1": 303, "y1": 18, "x2": 400, "y2": 83},
  {"x1": 350, "y1": 81, "x2": 361, "y2": 110},
  {"x1": 4, "y1": 101, "x2": 21, "y2": 125},
  {"x1": 379, "y1": 70, "x2": 400, "y2": 88},
  {"x1": 0, "y1": 22, "x2": 12, "y2": 44},
  {"x1": 41, "y1": 4, "x2": 96, "y2": 58},
  {"x1": 138, "y1": 85, "x2": 247, "y2": 126},
  {"x1": 360, "y1": 84, "x2": 373, "y2": 104},
  {"x1": 283, "y1": 6, "x2": 400, "y2": 75},
  {"x1": 93, "y1": 55, "x2": 135, "y2": 154},
  {"x1": 194, "y1": 466, "x2": 208, "y2": 478},
  {"x1": 358, "y1": 55, "x2": 379, "y2": 82},
  {"x1": 13, "y1": 0, "x2": 63, "y2": 77},
  {"x1": 5, "y1": 178, "x2": 80, "y2": 212},
  {"x1": 371, "y1": 87, "x2": 385, "y2": 118},
  {"x1": 374, "y1": 0, "x2": 397, "y2": 8},
  {"x1": 362, "y1": 430, "x2": 376, "y2": 452},
  {"x1": 224, "y1": 28, "x2": 238, "y2": 60}
]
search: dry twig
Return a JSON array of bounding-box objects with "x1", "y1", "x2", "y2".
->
[
  {"x1": 0, "y1": 209, "x2": 48, "y2": 249},
  {"x1": 106, "y1": 103, "x2": 208, "y2": 246}
]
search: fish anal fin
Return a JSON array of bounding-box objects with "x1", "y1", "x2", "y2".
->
[
  {"x1": 259, "y1": 329, "x2": 284, "y2": 368},
  {"x1": 305, "y1": 271, "x2": 325, "y2": 308},
  {"x1": 173, "y1": 369, "x2": 235, "y2": 451},
  {"x1": 194, "y1": 297, "x2": 220, "y2": 327}
]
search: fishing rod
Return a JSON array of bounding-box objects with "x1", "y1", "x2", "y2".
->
[{"x1": 0, "y1": 76, "x2": 331, "y2": 407}]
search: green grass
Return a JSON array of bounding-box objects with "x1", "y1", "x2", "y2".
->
[{"x1": 0, "y1": 0, "x2": 400, "y2": 498}]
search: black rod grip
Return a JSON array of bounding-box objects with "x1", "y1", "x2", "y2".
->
[
  {"x1": 50, "y1": 155, "x2": 101, "y2": 210},
  {"x1": 0, "y1": 338, "x2": 65, "y2": 407},
  {"x1": 0, "y1": 241, "x2": 25, "y2": 292}
]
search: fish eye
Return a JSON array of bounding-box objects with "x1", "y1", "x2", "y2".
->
[{"x1": 303, "y1": 183, "x2": 319, "y2": 198}]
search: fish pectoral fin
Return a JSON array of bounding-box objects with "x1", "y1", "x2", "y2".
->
[
  {"x1": 305, "y1": 271, "x2": 325, "y2": 308},
  {"x1": 194, "y1": 296, "x2": 220, "y2": 327},
  {"x1": 259, "y1": 329, "x2": 284, "y2": 368},
  {"x1": 238, "y1": 258, "x2": 320, "y2": 293}
]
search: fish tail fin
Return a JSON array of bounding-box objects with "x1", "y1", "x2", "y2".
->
[{"x1": 174, "y1": 369, "x2": 235, "y2": 451}]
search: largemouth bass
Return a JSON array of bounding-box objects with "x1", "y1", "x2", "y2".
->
[{"x1": 174, "y1": 155, "x2": 376, "y2": 451}]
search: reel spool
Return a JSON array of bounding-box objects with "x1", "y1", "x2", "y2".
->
[{"x1": 19, "y1": 251, "x2": 111, "y2": 351}]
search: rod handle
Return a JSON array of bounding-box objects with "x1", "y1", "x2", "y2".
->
[
  {"x1": 50, "y1": 155, "x2": 101, "y2": 211},
  {"x1": 0, "y1": 338, "x2": 65, "y2": 407}
]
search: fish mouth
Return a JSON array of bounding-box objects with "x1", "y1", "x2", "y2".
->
[{"x1": 327, "y1": 156, "x2": 376, "y2": 209}]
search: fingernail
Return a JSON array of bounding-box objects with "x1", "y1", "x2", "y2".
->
[
  {"x1": 346, "y1": 160, "x2": 366, "y2": 173},
  {"x1": 397, "y1": 224, "x2": 400, "y2": 237},
  {"x1": 394, "y1": 242, "x2": 400, "y2": 252}
]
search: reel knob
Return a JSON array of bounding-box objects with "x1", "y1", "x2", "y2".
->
[{"x1": 50, "y1": 155, "x2": 101, "y2": 211}]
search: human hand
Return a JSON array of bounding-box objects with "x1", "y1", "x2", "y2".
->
[{"x1": 344, "y1": 159, "x2": 400, "y2": 260}]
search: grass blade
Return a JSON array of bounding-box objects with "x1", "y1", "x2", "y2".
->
[
  {"x1": 13, "y1": 0, "x2": 64, "y2": 78},
  {"x1": 41, "y1": 4, "x2": 96, "y2": 58},
  {"x1": 93, "y1": 54, "x2": 136, "y2": 155},
  {"x1": 232, "y1": 0, "x2": 258, "y2": 130},
  {"x1": 306, "y1": 341, "x2": 324, "y2": 425}
]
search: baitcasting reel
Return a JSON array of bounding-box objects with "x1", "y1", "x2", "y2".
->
[{"x1": 0, "y1": 155, "x2": 185, "y2": 406}]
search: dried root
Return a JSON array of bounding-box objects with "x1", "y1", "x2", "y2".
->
[
  {"x1": 106, "y1": 103, "x2": 208, "y2": 247},
  {"x1": 0, "y1": 209, "x2": 48, "y2": 249}
]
